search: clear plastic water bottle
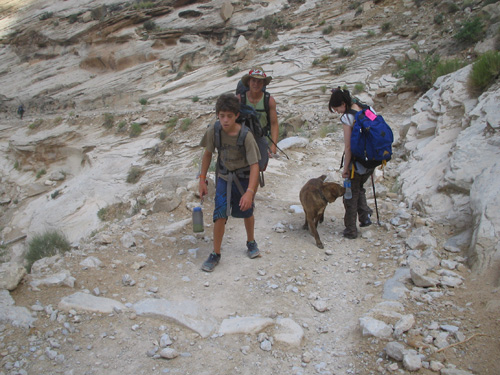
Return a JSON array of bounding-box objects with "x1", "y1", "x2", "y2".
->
[
  {"x1": 344, "y1": 178, "x2": 352, "y2": 200},
  {"x1": 192, "y1": 206, "x2": 204, "y2": 233}
]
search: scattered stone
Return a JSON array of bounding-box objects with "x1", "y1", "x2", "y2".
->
[
  {"x1": 159, "y1": 348, "x2": 179, "y2": 359},
  {"x1": 274, "y1": 318, "x2": 304, "y2": 347},
  {"x1": 260, "y1": 339, "x2": 272, "y2": 351},
  {"x1": 403, "y1": 352, "x2": 422, "y2": 371},
  {"x1": 58, "y1": 292, "x2": 126, "y2": 314},
  {"x1": 0, "y1": 262, "x2": 26, "y2": 291},
  {"x1": 79, "y1": 256, "x2": 102, "y2": 268},
  {"x1": 219, "y1": 316, "x2": 274, "y2": 335},
  {"x1": 0, "y1": 290, "x2": 37, "y2": 328},
  {"x1": 359, "y1": 316, "x2": 393, "y2": 338},
  {"x1": 311, "y1": 299, "x2": 329, "y2": 312},
  {"x1": 385, "y1": 341, "x2": 405, "y2": 361},
  {"x1": 394, "y1": 314, "x2": 415, "y2": 336}
]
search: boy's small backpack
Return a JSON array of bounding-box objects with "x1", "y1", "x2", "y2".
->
[
  {"x1": 349, "y1": 107, "x2": 393, "y2": 169},
  {"x1": 214, "y1": 103, "x2": 269, "y2": 187}
]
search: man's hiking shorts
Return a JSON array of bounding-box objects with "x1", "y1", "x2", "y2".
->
[{"x1": 213, "y1": 177, "x2": 254, "y2": 221}]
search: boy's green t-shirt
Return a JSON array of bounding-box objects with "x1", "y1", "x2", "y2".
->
[{"x1": 200, "y1": 123, "x2": 260, "y2": 175}]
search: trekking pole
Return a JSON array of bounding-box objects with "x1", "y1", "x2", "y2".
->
[
  {"x1": 371, "y1": 174, "x2": 380, "y2": 225},
  {"x1": 267, "y1": 135, "x2": 290, "y2": 160}
]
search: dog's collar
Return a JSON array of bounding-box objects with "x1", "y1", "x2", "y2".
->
[{"x1": 318, "y1": 189, "x2": 328, "y2": 204}]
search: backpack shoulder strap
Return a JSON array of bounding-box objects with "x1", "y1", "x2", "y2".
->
[
  {"x1": 214, "y1": 121, "x2": 222, "y2": 150},
  {"x1": 264, "y1": 91, "x2": 271, "y2": 126},
  {"x1": 237, "y1": 125, "x2": 248, "y2": 147}
]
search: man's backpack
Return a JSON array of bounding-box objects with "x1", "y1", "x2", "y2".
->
[
  {"x1": 350, "y1": 107, "x2": 393, "y2": 169},
  {"x1": 214, "y1": 103, "x2": 269, "y2": 186}
]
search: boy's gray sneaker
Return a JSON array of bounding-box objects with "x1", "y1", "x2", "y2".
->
[
  {"x1": 201, "y1": 252, "x2": 221, "y2": 272},
  {"x1": 246, "y1": 241, "x2": 260, "y2": 259}
]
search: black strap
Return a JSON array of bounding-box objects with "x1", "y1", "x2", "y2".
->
[{"x1": 242, "y1": 91, "x2": 271, "y2": 137}]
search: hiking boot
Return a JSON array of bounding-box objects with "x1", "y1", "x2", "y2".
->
[
  {"x1": 360, "y1": 219, "x2": 372, "y2": 227},
  {"x1": 343, "y1": 230, "x2": 357, "y2": 240},
  {"x1": 201, "y1": 252, "x2": 221, "y2": 272},
  {"x1": 246, "y1": 241, "x2": 260, "y2": 259}
]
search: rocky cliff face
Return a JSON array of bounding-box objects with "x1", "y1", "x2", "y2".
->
[
  {"x1": 1, "y1": 1, "x2": 499, "y2": 270},
  {"x1": 399, "y1": 67, "x2": 500, "y2": 273}
]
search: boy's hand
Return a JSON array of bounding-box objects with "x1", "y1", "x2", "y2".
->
[
  {"x1": 199, "y1": 179, "x2": 208, "y2": 200},
  {"x1": 239, "y1": 190, "x2": 254, "y2": 212}
]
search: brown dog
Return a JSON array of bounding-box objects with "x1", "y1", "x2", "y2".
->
[{"x1": 299, "y1": 175, "x2": 345, "y2": 249}]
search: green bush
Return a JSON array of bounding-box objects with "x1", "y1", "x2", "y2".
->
[
  {"x1": 129, "y1": 123, "x2": 142, "y2": 138},
  {"x1": 395, "y1": 55, "x2": 440, "y2": 91},
  {"x1": 29, "y1": 119, "x2": 43, "y2": 130},
  {"x1": 167, "y1": 116, "x2": 178, "y2": 129},
  {"x1": 381, "y1": 22, "x2": 391, "y2": 32},
  {"x1": 97, "y1": 207, "x2": 108, "y2": 221},
  {"x1": 433, "y1": 59, "x2": 467, "y2": 82},
  {"x1": 338, "y1": 47, "x2": 354, "y2": 57},
  {"x1": 320, "y1": 85, "x2": 327, "y2": 94},
  {"x1": 447, "y1": 2, "x2": 459, "y2": 13},
  {"x1": 68, "y1": 14, "x2": 79, "y2": 24},
  {"x1": 468, "y1": 51, "x2": 500, "y2": 94},
  {"x1": 103, "y1": 113, "x2": 114, "y2": 129},
  {"x1": 434, "y1": 14, "x2": 444, "y2": 25},
  {"x1": 36, "y1": 169, "x2": 46, "y2": 179},
  {"x1": 333, "y1": 64, "x2": 346, "y2": 75},
  {"x1": 126, "y1": 166, "x2": 143, "y2": 184},
  {"x1": 139, "y1": 98, "x2": 148, "y2": 105},
  {"x1": 192, "y1": 96, "x2": 199, "y2": 102},
  {"x1": 366, "y1": 30, "x2": 376, "y2": 38},
  {"x1": 322, "y1": 25, "x2": 333, "y2": 35},
  {"x1": 227, "y1": 67, "x2": 240, "y2": 77},
  {"x1": 26, "y1": 230, "x2": 71, "y2": 272},
  {"x1": 144, "y1": 20, "x2": 157, "y2": 31},
  {"x1": 353, "y1": 83, "x2": 364, "y2": 94},
  {"x1": 454, "y1": 17, "x2": 485, "y2": 45},
  {"x1": 181, "y1": 118, "x2": 192, "y2": 131},
  {"x1": 117, "y1": 120, "x2": 127, "y2": 132},
  {"x1": 134, "y1": 1, "x2": 156, "y2": 9},
  {"x1": 14, "y1": 161, "x2": 19, "y2": 170},
  {"x1": 39, "y1": 12, "x2": 53, "y2": 20}
]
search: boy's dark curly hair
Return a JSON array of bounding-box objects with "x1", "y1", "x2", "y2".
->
[{"x1": 215, "y1": 93, "x2": 240, "y2": 115}]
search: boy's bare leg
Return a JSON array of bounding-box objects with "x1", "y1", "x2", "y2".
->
[
  {"x1": 244, "y1": 215, "x2": 255, "y2": 243},
  {"x1": 213, "y1": 218, "x2": 226, "y2": 254}
]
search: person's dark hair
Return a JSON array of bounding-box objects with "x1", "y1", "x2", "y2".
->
[
  {"x1": 216, "y1": 93, "x2": 240, "y2": 115},
  {"x1": 328, "y1": 87, "x2": 352, "y2": 113}
]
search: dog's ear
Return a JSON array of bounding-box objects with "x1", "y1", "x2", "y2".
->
[
  {"x1": 323, "y1": 182, "x2": 345, "y2": 202},
  {"x1": 319, "y1": 175, "x2": 327, "y2": 181}
]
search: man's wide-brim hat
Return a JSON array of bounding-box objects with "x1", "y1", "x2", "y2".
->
[{"x1": 241, "y1": 68, "x2": 272, "y2": 87}]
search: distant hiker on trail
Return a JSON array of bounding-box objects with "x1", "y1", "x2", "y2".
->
[
  {"x1": 238, "y1": 67, "x2": 280, "y2": 156},
  {"x1": 329, "y1": 87, "x2": 374, "y2": 240},
  {"x1": 17, "y1": 105, "x2": 25, "y2": 119},
  {"x1": 198, "y1": 93, "x2": 262, "y2": 272}
]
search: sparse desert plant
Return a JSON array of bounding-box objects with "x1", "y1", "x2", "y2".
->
[
  {"x1": 14, "y1": 161, "x2": 19, "y2": 170},
  {"x1": 68, "y1": 14, "x2": 79, "y2": 24},
  {"x1": 39, "y1": 11, "x2": 53, "y2": 20},
  {"x1": 366, "y1": 30, "x2": 376, "y2": 37},
  {"x1": 338, "y1": 47, "x2": 354, "y2": 58},
  {"x1": 129, "y1": 123, "x2": 142, "y2": 138},
  {"x1": 167, "y1": 116, "x2": 178, "y2": 129},
  {"x1": 227, "y1": 67, "x2": 240, "y2": 77},
  {"x1": 432, "y1": 58, "x2": 467, "y2": 82},
  {"x1": 97, "y1": 207, "x2": 108, "y2": 221},
  {"x1": 126, "y1": 166, "x2": 143, "y2": 184},
  {"x1": 454, "y1": 17, "x2": 485, "y2": 46},
  {"x1": 395, "y1": 54, "x2": 439, "y2": 91},
  {"x1": 381, "y1": 22, "x2": 391, "y2": 32},
  {"x1": 117, "y1": 120, "x2": 127, "y2": 132},
  {"x1": 36, "y1": 169, "x2": 46, "y2": 179},
  {"x1": 320, "y1": 85, "x2": 327, "y2": 94},
  {"x1": 103, "y1": 113, "x2": 114, "y2": 129},
  {"x1": 51, "y1": 190, "x2": 60, "y2": 199},
  {"x1": 54, "y1": 116, "x2": 63, "y2": 125},
  {"x1": 447, "y1": 2, "x2": 459, "y2": 13},
  {"x1": 192, "y1": 96, "x2": 199, "y2": 103},
  {"x1": 434, "y1": 14, "x2": 444, "y2": 25},
  {"x1": 139, "y1": 98, "x2": 148, "y2": 105},
  {"x1": 319, "y1": 124, "x2": 337, "y2": 138},
  {"x1": 333, "y1": 64, "x2": 347, "y2": 75},
  {"x1": 468, "y1": 50, "x2": 500, "y2": 95},
  {"x1": 133, "y1": 1, "x2": 156, "y2": 9},
  {"x1": 353, "y1": 83, "x2": 364, "y2": 94},
  {"x1": 29, "y1": 119, "x2": 43, "y2": 130},
  {"x1": 25, "y1": 230, "x2": 70, "y2": 272},
  {"x1": 181, "y1": 118, "x2": 192, "y2": 131},
  {"x1": 322, "y1": 25, "x2": 333, "y2": 35},
  {"x1": 143, "y1": 20, "x2": 157, "y2": 31}
]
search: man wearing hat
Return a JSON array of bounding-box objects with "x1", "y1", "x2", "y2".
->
[{"x1": 239, "y1": 67, "x2": 279, "y2": 155}]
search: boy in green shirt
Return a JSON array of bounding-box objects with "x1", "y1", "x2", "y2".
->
[{"x1": 198, "y1": 93, "x2": 261, "y2": 272}]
